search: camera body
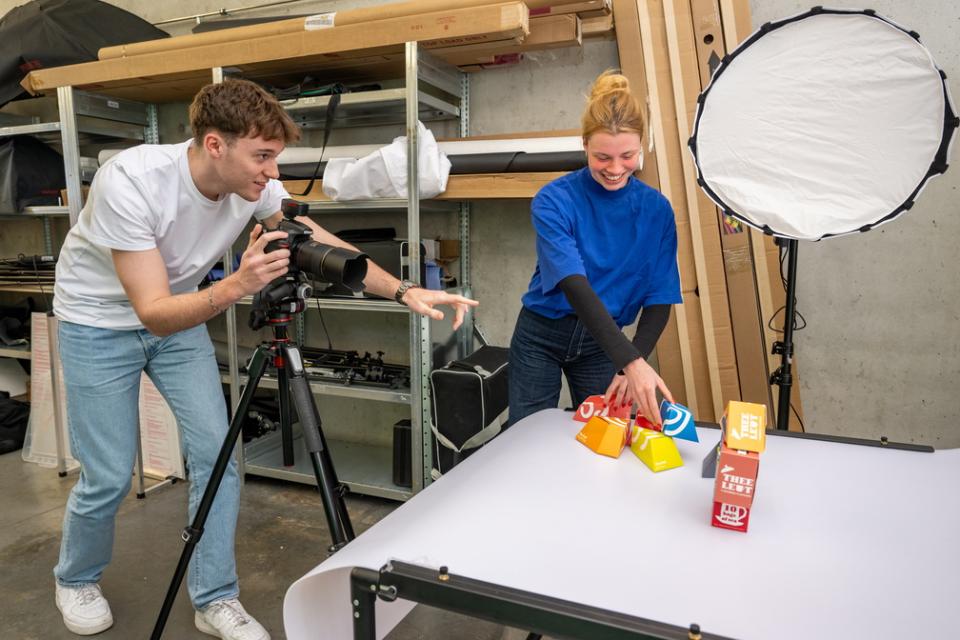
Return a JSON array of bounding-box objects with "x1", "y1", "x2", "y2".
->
[
  {"x1": 267, "y1": 198, "x2": 368, "y2": 293},
  {"x1": 265, "y1": 199, "x2": 314, "y2": 262}
]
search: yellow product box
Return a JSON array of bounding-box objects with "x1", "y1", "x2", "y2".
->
[
  {"x1": 723, "y1": 401, "x2": 767, "y2": 453},
  {"x1": 576, "y1": 416, "x2": 628, "y2": 458},
  {"x1": 629, "y1": 426, "x2": 683, "y2": 472}
]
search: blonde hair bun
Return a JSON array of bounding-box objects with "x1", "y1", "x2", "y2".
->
[{"x1": 582, "y1": 70, "x2": 644, "y2": 140}]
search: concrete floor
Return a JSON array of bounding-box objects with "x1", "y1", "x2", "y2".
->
[{"x1": 0, "y1": 449, "x2": 512, "y2": 639}]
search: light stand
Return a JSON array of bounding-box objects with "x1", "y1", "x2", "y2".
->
[
  {"x1": 769, "y1": 238, "x2": 798, "y2": 431},
  {"x1": 151, "y1": 277, "x2": 355, "y2": 639}
]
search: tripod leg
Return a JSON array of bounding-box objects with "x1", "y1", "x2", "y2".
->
[
  {"x1": 277, "y1": 365, "x2": 295, "y2": 466},
  {"x1": 282, "y1": 344, "x2": 356, "y2": 549},
  {"x1": 151, "y1": 344, "x2": 271, "y2": 640}
]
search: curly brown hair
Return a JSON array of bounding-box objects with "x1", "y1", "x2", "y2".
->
[{"x1": 189, "y1": 79, "x2": 300, "y2": 145}]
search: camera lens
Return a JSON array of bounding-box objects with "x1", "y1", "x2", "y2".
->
[{"x1": 295, "y1": 241, "x2": 368, "y2": 292}]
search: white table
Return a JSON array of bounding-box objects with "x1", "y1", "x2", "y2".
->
[{"x1": 284, "y1": 409, "x2": 960, "y2": 639}]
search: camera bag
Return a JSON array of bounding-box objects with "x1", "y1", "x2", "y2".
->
[{"x1": 429, "y1": 345, "x2": 509, "y2": 476}]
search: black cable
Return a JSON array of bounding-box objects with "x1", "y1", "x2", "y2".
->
[
  {"x1": 790, "y1": 402, "x2": 806, "y2": 432},
  {"x1": 765, "y1": 242, "x2": 806, "y2": 333},
  {"x1": 313, "y1": 297, "x2": 333, "y2": 351},
  {"x1": 22, "y1": 253, "x2": 53, "y2": 312}
]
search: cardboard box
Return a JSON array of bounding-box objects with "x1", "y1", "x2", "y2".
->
[
  {"x1": 576, "y1": 415, "x2": 628, "y2": 458},
  {"x1": 59, "y1": 186, "x2": 89, "y2": 206},
  {"x1": 659, "y1": 400, "x2": 697, "y2": 442},
  {"x1": 712, "y1": 500, "x2": 750, "y2": 533},
  {"x1": 723, "y1": 400, "x2": 767, "y2": 453},
  {"x1": 24, "y1": 3, "x2": 530, "y2": 97},
  {"x1": 438, "y1": 239, "x2": 460, "y2": 260},
  {"x1": 629, "y1": 426, "x2": 683, "y2": 472},
  {"x1": 573, "y1": 394, "x2": 629, "y2": 423},
  {"x1": 713, "y1": 444, "x2": 759, "y2": 509}
]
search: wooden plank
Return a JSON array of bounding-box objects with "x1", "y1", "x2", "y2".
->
[
  {"x1": 663, "y1": 0, "x2": 738, "y2": 420},
  {"x1": 612, "y1": 0, "x2": 692, "y2": 409},
  {"x1": 282, "y1": 172, "x2": 568, "y2": 201},
  {"x1": 689, "y1": 0, "x2": 770, "y2": 410},
  {"x1": 717, "y1": 0, "x2": 804, "y2": 430},
  {"x1": 635, "y1": 0, "x2": 702, "y2": 417},
  {"x1": 582, "y1": 14, "x2": 615, "y2": 39},
  {"x1": 432, "y1": 14, "x2": 582, "y2": 67},
  {"x1": 436, "y1": 129, "x2": 580, "y2": 141},
  {"x1": 23, "y1": 3, "x2": 529, "y2": 97},
  {"x1": 98, "y1": 0, "x2": 588, "y2": 60},
  {"x1": 529, "y1": 0, "x2": 611, "y2": 18}
]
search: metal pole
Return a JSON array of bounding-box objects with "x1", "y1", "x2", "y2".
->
[
  {"x1": 405, "y1": 41, "x2": 433, "y2": 491},
  {"x1": 46, "y1": 314, "x2": 68, "y2": 477},
  {"x1": 774, "y1": 239, "x2": 798, "y2": 431},
  {"x1": 56, "y1": 86, "x2": 83, "y2": 227}
]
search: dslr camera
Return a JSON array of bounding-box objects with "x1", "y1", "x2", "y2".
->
[{"x1": 249, "y1": 199, "x2": 368, "y2": 328}]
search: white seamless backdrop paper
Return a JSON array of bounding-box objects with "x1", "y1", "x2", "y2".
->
[{"x1": 283, "y1": 409, "x2": 960, "y2": 640}]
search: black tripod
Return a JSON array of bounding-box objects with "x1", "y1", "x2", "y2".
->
[{"x1": 151, "y1": 280, "x2": 355, "y2": 639}]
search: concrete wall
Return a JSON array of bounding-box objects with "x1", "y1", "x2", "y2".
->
[{"x1": 0, "y1": 0, "x2": 956, "y2": 448}]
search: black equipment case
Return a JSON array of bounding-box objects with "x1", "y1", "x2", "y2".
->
[{"x1": 429, "y1": 345, "x2": 509, "y2": 476}]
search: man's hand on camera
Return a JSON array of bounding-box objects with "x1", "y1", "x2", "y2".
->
[
  {"x1": 401, "y1": 287, "x2": 479, "y2": 330},
  {"x1": 234, "y1": 224, "x2": 291, "y2": 295}
]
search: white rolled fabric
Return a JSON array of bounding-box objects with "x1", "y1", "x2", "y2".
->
[{"x1": 322, "y1": 121, "x2": 451, "y2": 200}]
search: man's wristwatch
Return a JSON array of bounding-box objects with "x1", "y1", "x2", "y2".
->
[{"x1": 394, "y1": 279, "x2": 421, "y2": 306}]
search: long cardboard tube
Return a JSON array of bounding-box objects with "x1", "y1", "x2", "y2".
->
[
  {"x1": 717, "y1": 0, "x2": 804, "y2": 430},
  {"x1": 25, "y1": 3, "x2": 528, "y2": 95},
  {"x1": 98, "y1": 0, "x2": 588, "y2": 60},
  {"x1": 636, "y1": 0, "x2": 701, "y2": 417},
  {"x1": 663, "y1": 0, "x2": 737, "y2": 420}
]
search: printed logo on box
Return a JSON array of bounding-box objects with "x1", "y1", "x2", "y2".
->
[
  {"x1": 712, "y1": 501, "x2": 750, "y2": 533},
  {"x1": 723, "y1": 401, "x2": 766, "y2": 452},
  {"x1": 713, "y1": 445, "x2": 760, "y2": 509},
  {"x1": 573, "y1": 395, "x2": 630, "y2": 423},
  {"x1": 660, "y1": 400, "x2": 698, "y2": 442}
]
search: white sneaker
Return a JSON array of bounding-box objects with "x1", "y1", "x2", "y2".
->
[
  {"x1": 55, "y1": 582, "x2": 114, "y2": 635},
  {"x1": 195, "y1": 598, "x2": 270, "y2": 640}
]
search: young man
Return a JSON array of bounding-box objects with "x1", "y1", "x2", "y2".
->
[{"x1": 52, "y1": 79, "x2": 476, "y2": 639}]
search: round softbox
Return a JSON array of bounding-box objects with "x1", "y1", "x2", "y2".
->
[{"x1": 690, "y1": 8, "x2": 958, "y2": 241}]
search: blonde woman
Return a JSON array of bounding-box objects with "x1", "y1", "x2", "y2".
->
[{"x1": 509, "y1": 71, "x2": 680, "y2": 427}]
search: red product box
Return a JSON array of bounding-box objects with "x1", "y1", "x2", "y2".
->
[
  {"x1": 711, "y1": 501, "x2": 751, "y2": 533},
  {"x1": 713, "y1": 444, "x2": 760, "y2": 509},
  {"x1": 573, "y1": 395, "x2": 630, "y2": 423}
]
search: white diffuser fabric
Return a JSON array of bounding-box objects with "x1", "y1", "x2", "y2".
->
[{"x1": 694, "y1": 12, "x2": 951, "y2": 240}]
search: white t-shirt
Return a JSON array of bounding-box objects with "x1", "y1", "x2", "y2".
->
[{"x1": 54, "y1": 140, "x2": 288, "y2": 330}]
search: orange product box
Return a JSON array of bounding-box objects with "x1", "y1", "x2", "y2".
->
[
  {"x1": 713, "y1": 444, "x2": 760, "y2": 509},
  {"x1": 723, "y1": 400, "x2": 767, "y2": 453},
  {"x1": 575, "y1": 415, "x2": 628, "y2": 458},
  {"x1": 711, "y1": 501, "x2": 751, "y2": 533}
]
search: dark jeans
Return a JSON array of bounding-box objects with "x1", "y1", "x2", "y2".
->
[{"x1": 508, "y1": 306, "x2": 617, "y2": 425}]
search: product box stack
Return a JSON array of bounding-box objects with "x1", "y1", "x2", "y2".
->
[{"x1": 710, "y1": 400, "x2": 767, "y2": 533}]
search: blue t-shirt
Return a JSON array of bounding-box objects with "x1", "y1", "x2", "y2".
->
[{"x1": 521, "y1": 167, "x2": 682, "y2": 327}]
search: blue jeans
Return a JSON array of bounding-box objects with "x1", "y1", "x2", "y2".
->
[
  {"x1": 54, "y1": 321, "x2": 239, "y2": 609},
  {"x1": 508, "y1": 306, "x2": 618, "y2": 424}
]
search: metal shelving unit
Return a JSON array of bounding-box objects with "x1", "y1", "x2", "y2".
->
[
  {"x1": 282, "y1": 87, "x2": 459, "y2": 129},
  {"x1": 1, "y1": 90, "x2": 157, "y2": 477},
  {"x1": 21, "y1": 42, "x2": 471, "y2": 502},
  {"x1": 0, "y1": 345, "x2": 31, "y2": 360},
  {"x1": 221, "y1": 43, "x2": 470, "y2": 501},
  {"x1": 245, "y1": 429, "x2": 407, "y2": 500}
]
